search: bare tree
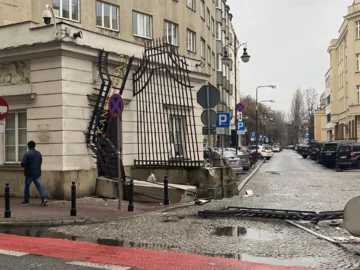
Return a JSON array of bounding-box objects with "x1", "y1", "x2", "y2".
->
[
  {"x1": 289, "y1": 88, "x2": 306, "y2": 145},
  {"x1": 304, "y1": 87, "x2": 319, "y2": 140}
]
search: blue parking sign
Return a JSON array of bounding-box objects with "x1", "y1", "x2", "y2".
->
[
  {"x1": 237, "y1": 121, "x2": 246, "y2": 131},
  {"x1": 250, "y1": 132, "x2": 256, "y2": 138},
  {"x1": 216, "y1": 112, "x2": 230, "y2": 128}
]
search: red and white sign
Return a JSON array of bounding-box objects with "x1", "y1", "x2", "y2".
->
[{"x1": 0, "y1": 97, "x2": 9, "y2": 121}]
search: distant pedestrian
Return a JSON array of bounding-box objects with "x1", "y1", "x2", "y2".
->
[{"x1": 20, "y1": 141, "x2": 47, "y2": 206}]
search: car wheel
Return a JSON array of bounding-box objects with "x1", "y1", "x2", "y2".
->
[
  {"x1": 339, "y1": 166, "x2": 346, "y2": 170},
  {"x1": 357, "y1": 159, "x2": 360, "y2": 169},
  {"x1": 302, "y1": 155, "x2": 308, "y2": 159},
  {"x1": 266, "y1": 157, "x2": 271, "y2": 160}
]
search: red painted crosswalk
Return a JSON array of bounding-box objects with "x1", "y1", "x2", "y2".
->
[{"x1": 0, "y1": 233, "x2": 312, "y2": 270}]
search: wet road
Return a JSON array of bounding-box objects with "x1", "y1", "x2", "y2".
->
[{"x1": 260, "y1": 149, "x2": 329, "y2": 173}]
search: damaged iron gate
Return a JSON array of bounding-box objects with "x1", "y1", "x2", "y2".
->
[
  {"x1": 87, "y1": 50, "x2": 134, "y2": 180},
  {"x1": 133, "y1": 39, "x2": 202, "y2": 168},
  {"x1": 198, "y1": 207, "x2": 343, "y2": 221}
]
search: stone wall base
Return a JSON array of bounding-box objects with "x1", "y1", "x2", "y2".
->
[
  {"x1": 129, "y1": 166, "x2": 238, "y2": 199},
  {"x1": 0, "y1": 166, "x2": 97, "y2": 200}
]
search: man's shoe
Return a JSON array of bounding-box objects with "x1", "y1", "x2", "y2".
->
[
  {"x1": 21, "y1": 201, "x2": 29, "y2": 206},
  {"x1": 41, "y1": 199, "x2": 47, "y2": 206}
]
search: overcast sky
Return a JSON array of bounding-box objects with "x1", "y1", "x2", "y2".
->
[{"x1": 228, "y1": 0, "x2": 350, "y2": 112}]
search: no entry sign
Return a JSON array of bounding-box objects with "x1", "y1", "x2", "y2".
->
[
  {"x1": 108, "y1": 94, "x2": 124, "y2": 118},
  {"x1": 0, "y1": 97, "x2": 9, "y2": 121}
]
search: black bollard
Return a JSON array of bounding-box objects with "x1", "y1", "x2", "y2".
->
[
  {"x1": 4, "y1": 183, "x2": 11, "y2": 218},
  {"x1": 70, "y1": 181, "x2": 77, "y2": 216},
  {"x1": 164, "y1": 176, "x2": 169, "y2": 205},
  {"x1": 128, "y1": 179, "x2": 134, "y2": 212}
]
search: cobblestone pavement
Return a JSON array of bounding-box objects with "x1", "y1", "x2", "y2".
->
[{"x1": 51, "y1": 150, "x2": 360, "y2": 270}]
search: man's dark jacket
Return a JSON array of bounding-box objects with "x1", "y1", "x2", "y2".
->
[{"x1": 21, "y1": 149, "x2": 42, "y2": 178}]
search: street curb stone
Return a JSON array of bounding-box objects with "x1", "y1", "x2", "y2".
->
[
  {"x1": 237, "y1": 160, "x2": 264, "y2": 192},
  {"x1": 0, "y1": 202, "x2": 196, "y2": 228}
]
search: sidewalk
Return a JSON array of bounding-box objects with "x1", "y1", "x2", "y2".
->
[{"x1": 0, "y1": 197, "x2": 184, "y2": 226}]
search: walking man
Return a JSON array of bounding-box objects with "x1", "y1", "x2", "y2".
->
[{"x1": 20, "y1": 140, "x2": 47, "y2": 206}]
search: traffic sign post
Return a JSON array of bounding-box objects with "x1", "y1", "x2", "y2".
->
[
  {"x1": 197, "y1": 85, "x2": 220, "y2": 147},
  {"x1": 0, "y1": 97, "x2": 9, "y2": 134},
  {"x1": 108, "y1": 94, "x2": 124, "y2": 210}
]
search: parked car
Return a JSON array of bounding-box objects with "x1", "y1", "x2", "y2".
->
[
  {"x1": 336, "y1": 143, "x2": 360, "y2": 169},
  {"x1": 204, "y1": 147, "x2": 243, "y2": 179},
  {"x1": 241, "y1": 147, "x2": 257, "y2": 167},
  {"x1": 272, "y1": 144, "x2": 281, "y2": 152},
  {"x1": 314, "y1": 142, "x2": 326, "y2": 163},
  {"x1": 259, "y1": 145, "x2": 273, "y2": 160},
  {"x1": 232, "y1": 148, "x2": 251, "y2": 171},
  {"x1": 321, "y1": 141, "x2": 355, "y2": 168},
  {"x1": 299, "y1": 145, "x2": 310, "y2": 158}
]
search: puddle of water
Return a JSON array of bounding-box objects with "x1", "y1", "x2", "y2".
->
[
  {"x1": 0, "y1": 228, "x2": 316, "y2": 268},
  {"x1": 214, "y1": 253, "x2": 316, "y2": 268},
  {"x1": 0, "y1": 228, "x2": 177, "y2": 250},
  {"x1": 213, "y1": 226, "x2": 281, "y2": 241}
]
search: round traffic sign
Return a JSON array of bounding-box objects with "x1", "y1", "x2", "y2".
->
[
  {"x1": 236, "y1": 103, "x2": 245, "y2": 112},
  {"x1": 0, "y1": 97, "x2": 9, "y2": 121},
  {"x1": 108, "y1": 94, "x2": 124, "y2": 118}
]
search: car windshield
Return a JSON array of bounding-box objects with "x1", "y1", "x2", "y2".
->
[
  {"x1": 237, "y1": 150, "x2": 248, "y2": 155},
  {"x1": 263, "y1": 146, "x2": 271, "y2": 150},
  {"x1": 223, "y1": 150, "x2": 236, "y2": 158},
  {"x1": 323, "y1": 144, "x2": 337, "y2": 151}
]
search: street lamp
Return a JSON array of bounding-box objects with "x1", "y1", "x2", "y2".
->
[
  {"x1": 222, "y1": 38, "x2": 250, "y2": 149},
  {"x1": 255, "y1": 85, "x2": 276, "y2": 161}
]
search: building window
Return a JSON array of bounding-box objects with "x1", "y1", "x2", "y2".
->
[
  {"x1": 207, "y1": 46, "x2": 211, "y2": 64},
  {"x1": 187, "y1": 29, "x2": 196, "y2": 52},
  {"x1": 357, "y1": 54, "x2": 360, "y2": 72},
  {"x1": 207, "y1": 8, "x2": 210, "y2": 27},
  {"x1": 5, "y1": 112, "x2": 27, "y2": 163},
  {"x1": 53, "y1": 0, "x2": 79, "y2": 21},
  {"x1": 164, "y1": 21, "x2": 178, "y2": 46},
  {"x1": 212, "y1": 51, "x2": 215, "y2": 69},
  {"x1": 200, "y1": 38, "x2": 205, "y2": 59},
  {"x1": 187, "y1": 0, "x2": 195, "y2": 10},
  {"x1": 96, "y1": 1, "x2": 118, "y2": 31},
  {"x1": 132, "y1": 11, "x2": 152, "y2": 39},
  {"x1": 357, "y1": 21, "x2": 360, "y2": 39},
  {"x1": 200, "y1": 0, "x2": 205, "y2": 19},
  {"x1": 217, "y1": 54, "x2": 222, "y2": 71},
  {"x1": 211, "y1": 17, "x2": 215, "y2": 35},
  {"x1": 326, "y1": 95, "x2": 330, "y2": 105},
  {"x1": 357, "y1": 86, "x2": 360, "y2": 104},
  {"x1": 216, "y1": 22, "x2": 221, "y2": 40},
  {"x1": 215, "y1": 0, "x2": 221, "y2": 8},
  {"x1": 169, "y1": 116, "x2": 185, "y2": 157},
  {"x1": 326, "y1": 113, "x2": 331, "y2": 123}
]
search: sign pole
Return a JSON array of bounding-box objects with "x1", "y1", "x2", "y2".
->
[
  {"x1": 206, "y1": 85, "x2": 211, "y2": 146},
  {"x1": 117, "y1": 116, "x2": 122, "y2": 210}
]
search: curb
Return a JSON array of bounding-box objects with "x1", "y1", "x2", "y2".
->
[
  {"x1": 0, "y1": 202, "x2": 196, "y2": 228},
  {"x1": 237, "y1": 160, "x2": 264, "y2": 193}
]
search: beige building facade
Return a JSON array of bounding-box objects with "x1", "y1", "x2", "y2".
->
[
  {"x1": 0, "y1": 0, "x2": 241, "y2": 198},
  {"x1": 328, "y1": 0, "x2": 360, "y2": 142}
]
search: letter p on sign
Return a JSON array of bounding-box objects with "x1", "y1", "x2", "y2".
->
[{"x1": 216, "y1": 112, "x2": 230, "y2": 128}]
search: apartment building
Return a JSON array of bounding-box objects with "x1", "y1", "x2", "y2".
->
[
  {"x1": 327, "y1": 0, "x2": 360, "y2": 142},
  {"x1": 0, "y1": 0, "x2": 240, "y2": 198}
]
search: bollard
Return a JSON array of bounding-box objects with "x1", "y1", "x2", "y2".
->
[
  {"x1": 164, "y1": 176, "x2": 169, "y2": 205},
  {"x1": 128, "y1": 179, "x2": 134, "y2": 212},
  {"x1": 70, "y1": 181, "x2": 77, "y2": 216},
  {"x1": 4, "y1": 183, "x2": 11, "y2": 218}
]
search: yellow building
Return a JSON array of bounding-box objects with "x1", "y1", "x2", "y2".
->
[
  {"x1": 327, "y1": 0, "x2": 360, "y2": 141},
  {"x1": 314, "y1": 108, "x2": 327, "y2": 141}
]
